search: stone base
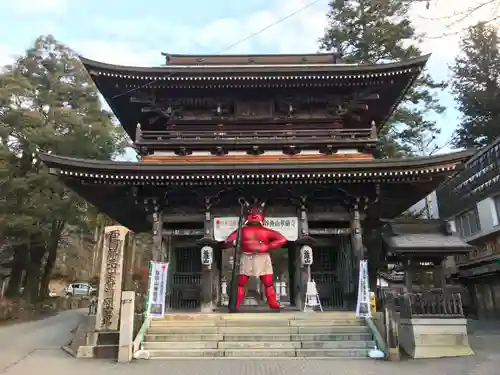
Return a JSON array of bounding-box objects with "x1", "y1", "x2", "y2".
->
[
  {"x1": 388, "y1": 348, "x2": 401, "y2": 361},
  {"x1": 63, "y1": 315, "x2": 120, "y2": 359},
  {"x1": 399, "y1": 318, "x2": 475, "y2": 359}
]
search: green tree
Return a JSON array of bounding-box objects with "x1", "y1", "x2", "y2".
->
[
  {"x1": 450, "y1": 22, "x2": 500, "y2": 149},
  {"x1": 319, "y1": 0, "x2": 445, "y2": 158},
  {"x1": 0, "y1": 35, "x2": 126, "y2": 301}
]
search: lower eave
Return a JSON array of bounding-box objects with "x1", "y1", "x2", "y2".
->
[
  {"x1": 39, "y1": 150, "x2": 473, "y2": 177},
  {"x1": 38, "y1": 150, "x2": 473, "y2": 232},
  {"x1": 389, "y1": 247, "x2": 472, "y2": 255}
]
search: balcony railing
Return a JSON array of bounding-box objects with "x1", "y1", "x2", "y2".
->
[
  {"x1": 377, "y1": 286, "x2": 467, "y2": 315},
  {"x1": 137, "y1": 128, "x2": 375, "y2": 144},
  {"x1": 436, "y1": 140, "x2": 500, "y2": 218},
  {"x1": 399, "y1": 290, "x2": 464, "y2": 319}
]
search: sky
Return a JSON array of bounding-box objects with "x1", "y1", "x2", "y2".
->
[{"x1": 1, "y1": 0, "x2": 499, "y2": 156}]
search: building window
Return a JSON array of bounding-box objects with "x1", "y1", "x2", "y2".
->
[
  {"x1": 456, "y1": 208, "x2": 481, "y2": 237},
  {"x1": 495, "y1": 195, "x2": 500, "y2": 223}
]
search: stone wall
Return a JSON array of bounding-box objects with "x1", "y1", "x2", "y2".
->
[{"x1": 0, "y1": 296, "x2": 91, "y2": 323}]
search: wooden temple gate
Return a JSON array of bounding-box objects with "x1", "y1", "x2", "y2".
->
[{"x1": 38, "y1": 52, "x2": 475, "y2": 317}]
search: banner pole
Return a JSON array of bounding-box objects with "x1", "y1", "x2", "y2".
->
[
  {"x1": 228, "y1": 198, "x2": 247, "y2": 313},
  {"x1": 140, "y1": 261, "x2": 153, "y2": 350}
]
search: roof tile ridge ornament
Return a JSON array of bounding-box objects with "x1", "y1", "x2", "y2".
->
[
  {"x1": 332, "y1": 48, "x2": 343, "y2": 64},
  {"x1": 162, "y1": 53, "x2": 171, "y2": 66}
]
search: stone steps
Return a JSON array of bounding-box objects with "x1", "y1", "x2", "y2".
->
[
  {"x1": 150, "y1": 319, "x2": 364, "y2": 327},
  {"x1": 143, "y1": 340, "x2": 372, "y2": 350},
  {"x1": 145, "y1": 332, "x2": 373, "y2": 342},
  {"x1": 146, "y1": 348, "x2": 372, "y2": 358},
  {"x1": 142, "y1": 312, "x2": 375, "y2": 359},
  {"x1": 147, "y1": 325, "x2": 370, "y2": 335},
  {"x1": 157, "y1": 312, "x2": 355, "y2": 320}
]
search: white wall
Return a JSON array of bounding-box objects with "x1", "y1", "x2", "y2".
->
[
  {"x1": 408, "y1": 191, "x2": 440, "y2": 219},
  {"x1": 436, "y1": 193, "x2": 500, "y2": 242}
]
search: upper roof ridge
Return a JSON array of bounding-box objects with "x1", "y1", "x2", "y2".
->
[{"x1": 161, "y1": 52, "x2": 344, "y2": 66}]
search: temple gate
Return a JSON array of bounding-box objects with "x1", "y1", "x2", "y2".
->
[{"x1": 40, "y1": 52, "x2": 474, "y2": 315}]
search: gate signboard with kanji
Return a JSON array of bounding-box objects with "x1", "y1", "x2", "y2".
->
[{"x1": 213, "y1": 217, "x2": 299, "y2": 241}]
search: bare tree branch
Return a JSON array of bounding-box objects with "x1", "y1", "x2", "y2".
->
[
  {"x1": 416, "y1": 0, "x2": 499, "y2": 23},
  {"x1": 423, "y1": 15, "x2": 500, "y2": 39}
]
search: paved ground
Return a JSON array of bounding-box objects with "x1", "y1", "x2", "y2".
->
[{"x1": 1, "y1": 311, "x2": 499, "y2": 375}]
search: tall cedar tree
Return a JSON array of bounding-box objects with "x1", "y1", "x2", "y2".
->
[
  {"x1": 450, "y1": 22, "x2": 500, "y2": 149},
  {"x1": 0, "y1": 35, "x2": 126, "y2": 301},
  {"x1": 319, "y1": 0, "x2": 445, "y2": 158}
]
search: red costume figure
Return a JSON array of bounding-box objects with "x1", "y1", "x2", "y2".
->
[{"x1": 223, "y1": 203, "x2": 288, "y2": 310}]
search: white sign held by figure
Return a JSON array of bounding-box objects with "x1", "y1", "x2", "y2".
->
[
  {"x1": 213, "y1": 217, "x2": 299, "y2": 241},
  {"x1": 356, "y1": 260, "x2": 372, "y2": 318},
  {"x1": 304, "y1": 280, "x2": 323, "y2": 312},
  {"x1": 147, "y1": 261, "x2": 169, "y2": 318}
]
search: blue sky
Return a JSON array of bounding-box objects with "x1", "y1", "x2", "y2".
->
[{"x1": 1, "y1": 0, "x2": 497, "y2": 155}]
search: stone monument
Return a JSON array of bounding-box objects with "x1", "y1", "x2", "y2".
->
[{"x1": 95, "y1": 225, "x2": 130, "y2": 331}]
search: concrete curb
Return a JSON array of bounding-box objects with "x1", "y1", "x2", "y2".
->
[{"x1": 61, "y1": 345, "x2": 77, "y2": 357}]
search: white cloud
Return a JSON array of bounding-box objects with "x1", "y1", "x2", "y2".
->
[
  {"x1": 10, "y1": 0, "x2": 67, "y2": 14},
  {"x1": 70, "y1": 40, "x2": 159, "y2": 67},
  {"x1": 85, "y1": 0, "x2": 328, "y2": 65},
  {"x1": 0, "y1": 45, "x2": 16, "y2": 68},
  {"x1": 83, "y1": 0, "x2": 499, "y2": 72}
]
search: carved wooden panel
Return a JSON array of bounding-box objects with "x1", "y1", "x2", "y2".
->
[{"x1": 235, "y1": 100, "x2": 274, "y2": 119}]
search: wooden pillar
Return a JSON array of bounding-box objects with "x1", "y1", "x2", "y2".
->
[
  {"x1": 349, "y1": 199, "x2": 364, "y2": 309},
  {"x1": 350, "y1": 199, "x2": 364, "y2": 261},
  {"x1": 163, "y1": 235, "x2": 173, "y2": 311},
  {"x1": 199, "y1": 197, "x2": 216, "y2": 313},
  {"x1": 433, "y1": 259, "x2": 446, "y2": 288},
  {"x1": 152, "y1": 205, "x2": 164, "y2": 262},
  {"x1": 368, "y1": 252, "x2": 378, "y2": 293},
  {"x1": 404, "y1": 258, "x2": 414, "y2": 293},
  {"x1": 296, "y1": 196, "x2": 311, "y2": 310},
  {"x1": 121, "y1": 232, "x2": 137, "y2": 292}
]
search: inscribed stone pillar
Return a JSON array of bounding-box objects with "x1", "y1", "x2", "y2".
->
[{"x1": 95, "y1": 225, "x2": 129, "y2": 332}]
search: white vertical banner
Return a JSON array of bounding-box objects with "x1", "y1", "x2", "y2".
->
[
  {"x1": 147, "y1": 261, "x2": 169, "y2": 318},
  {"x1": 356, "y1": 260, "x2": 372, "y2": 318}
]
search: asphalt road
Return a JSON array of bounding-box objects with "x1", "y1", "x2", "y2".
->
[{"x1": 0, "y1": 311, "x2": 499, "y2": 375}]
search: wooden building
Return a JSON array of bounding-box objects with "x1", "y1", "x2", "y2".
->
[
  {"x1": 437, "y1": 137, "x2": 500, "y2": 319},
  {"x1": 40, "y1": 53, "x2": 474, "y2": 312}
]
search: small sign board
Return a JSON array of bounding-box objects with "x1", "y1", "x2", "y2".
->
[
  {"x1": 356, "y1": 260, "x2": 371, "y2": 318},
  {"x1": 304, "y1": 280, "x2": 323, "y2": 312},
  {"x1": 147, "y1": 262, "x2": 169, "y2": 318}
]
